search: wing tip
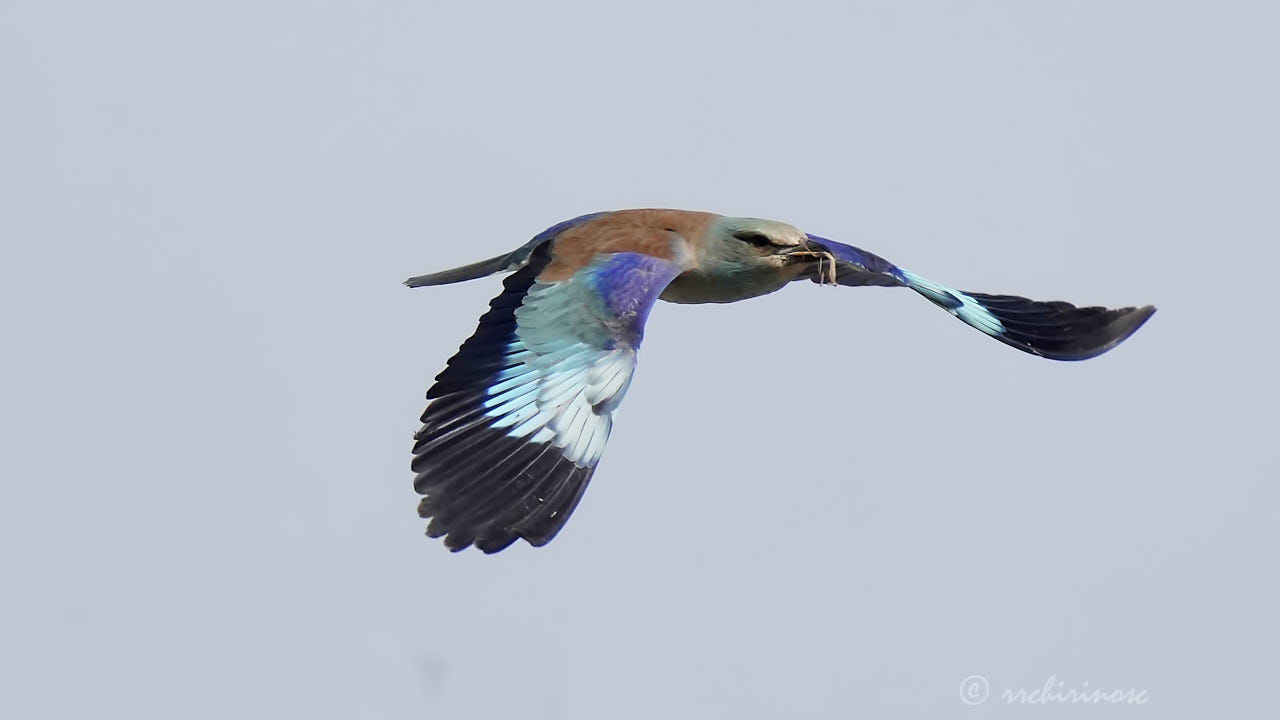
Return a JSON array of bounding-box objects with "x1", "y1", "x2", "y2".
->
[
  {"x1": 420, "y1": 483, "x2": 586, "y2": 555},
  {"x1": 1085, "y1": 302, "x2": 1156, "y2": 360},
  {"x1": 414, "y1": 423, "x2": 596, "y2": 554},
  {"x1": 1050, "y1": 302, "x2": 1156, "y2": 361},
  {"x1": 992, "y1": 298, "x2": 1157, "y2": 361}
]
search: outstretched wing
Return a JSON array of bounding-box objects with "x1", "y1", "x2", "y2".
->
[
  {"x1": 413, "y1": 246, "x2": 682, "y2": 553},
  {"x1": 803, "y1": 234, "x2": 1155, "y2": 361}
]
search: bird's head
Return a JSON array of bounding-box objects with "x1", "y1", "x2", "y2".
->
[{"x1": 701, "y1": 216, "x2": 838, "y2": 283}]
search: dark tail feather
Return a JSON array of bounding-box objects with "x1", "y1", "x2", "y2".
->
[
  {"x1": 899, "y1": 269, "x2": 1155, "y2": 361},
  {"x1": 404, "y1": 252, "x2": 517, "y2": 288}
]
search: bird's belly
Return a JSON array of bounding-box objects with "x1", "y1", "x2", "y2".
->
[{"x1": 659, "y1": 269, "x2": 792, "y2": 304}]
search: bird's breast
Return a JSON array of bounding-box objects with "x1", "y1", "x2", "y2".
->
[{"x1": 659, "y1": 266, "x2": 795, "y2": 304}]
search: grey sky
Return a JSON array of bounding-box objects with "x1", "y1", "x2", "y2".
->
[{"x1": 3, "y1": 1, "x2": 1277, "y2": 717}]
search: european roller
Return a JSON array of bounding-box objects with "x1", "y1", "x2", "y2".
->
[{"x1": 407, "y1": 209, "x2": 1154, "y2": 553}]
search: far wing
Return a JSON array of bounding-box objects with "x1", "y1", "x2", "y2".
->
[
  {"x1": 803, "y1": 234, "x2": 1155, "y2": 361},
  {"x1": 413, "y1": 246, "x2": 682, "y2": 553}
]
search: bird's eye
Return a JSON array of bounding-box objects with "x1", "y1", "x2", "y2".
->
[{"x1": 733, "y1": 230, "x2": 775, "y2": 248}]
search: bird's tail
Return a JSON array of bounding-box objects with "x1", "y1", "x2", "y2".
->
[
  {"x1": 404, "y1": 252, "x2": 519, "y2": 288},
  {"x1": 897, "y1": 269, "x2": 1155, "y2": 361}
]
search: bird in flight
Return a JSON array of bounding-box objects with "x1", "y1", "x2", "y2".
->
[{"x1": 406, "y1": 209, "x2": 1154, "y2": 553}]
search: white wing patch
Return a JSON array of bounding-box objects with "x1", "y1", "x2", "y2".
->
[
  {"x1": 899, "y1": 269, "x2": 1005, "y2": 337},
  {"x1": 480, "y1": 280, "x2": 639, "y2": 467}
]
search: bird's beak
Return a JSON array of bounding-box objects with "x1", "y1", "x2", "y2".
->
[
  {"x1": 782, "y1": 240, "x2": 819, "y2": 256},
  {"x1": 779, "y1": 239, "x2": 830, "y2": 261},
  {"x1": 782, "y1": 240, "x2": 839, "y2": 285}
]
